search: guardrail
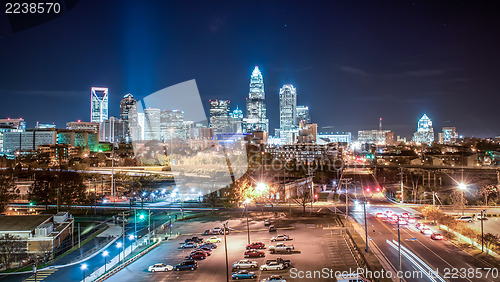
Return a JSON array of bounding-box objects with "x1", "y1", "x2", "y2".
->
[{"x1": 93, "y1": 241, "x2": 160, "y2": 282}]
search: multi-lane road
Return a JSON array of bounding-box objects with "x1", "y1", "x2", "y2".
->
[{"x1": 344, "y1": 168, "x2": 498, "y2": 282}]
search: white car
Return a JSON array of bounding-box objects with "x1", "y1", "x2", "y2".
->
[
  {"x1": 260, "y1": 261, "x2": 284, "y2": 271},
  {"x1": 148, "y1": 263, "x2": 173, "y2": 272},
  {"x1": 232, "y1": 259, "x2": 259, "y2": 269},
  {"x1": 271, "y1": 234, "x2": 290, "y2": 242},
  {"x1": 206, "y1": 236, "x2": 222, "y2": 243},
  {"x1": 420, "y1": 227, "x2": 433, "y2": 235},
  {"x1": 261, "y1": 275, "x2": 287, "y2": 282}
]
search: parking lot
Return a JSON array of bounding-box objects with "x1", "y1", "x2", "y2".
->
[{"x1": 105, "y1": 213, "x2": 353, "y2": 282}]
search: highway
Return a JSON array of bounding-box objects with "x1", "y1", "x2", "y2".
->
[{"x1": 343, "y1": 168, "x2": 497, "y2": 282}]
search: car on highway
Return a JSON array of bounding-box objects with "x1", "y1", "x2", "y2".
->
[
  {"x1": 456, "y1": 216, "x2": 473, "y2": 223},
  {"x1": 174, "y1": 260, "x2": 198, "y2": 271},
  {"x1": 430, "y1": 233, "x2": 444, "y2": 240},
  {"x1": 200, "y1": 242, "x2": 218, "y2": 249},
  {"x1": 264, "y1": 219, "x2": 271, "y2": 226},
  {"x1": 401, "y1": 212, "x2": 410, "y2": 218},
  {"x1": 408, "y1": 217, "x2": 417, "y2": 224},
  {"x1": 232, "y1": 270, "x2": 257, "y2": 280},
  {"x1": 186, "y1": 251, "x2": 206, "y2": 260},
  {"x1": 268, "y1": 243, "x2": 294, "y2": 253},
  {"x1": 260, "y1": 261, "x2": 284, "y2": 271},
  {"x1": 232, "y1": 259, "x2": 259, "y2": 269},
  {"x1": 244, "y1": 249, "x2": 265, "y2": 258},
  {"x1": 415, "y1": 223, "x2": 425, "y2": 230},
  {"x1": 148, "y1": 263, "x2": 173, "y2": 272},
  {"x1": 270, "y1": 234, "x2": 291, "y2": 242},
  {"x1": 269, "y1": 225, "x2": 277, "y2": 232},
  {"x1": 246, "y1": 242, "x2": 266, "y2": 249},
  {"x1": 206, "y1": 236, "x2": 222, "y2": 243},
  {"x1": 420, "y1": 227, "x2": 433, "y2": 235},
  {"x1": 375, "y1": 212, "x2": 385, "y2": 218},
  {"x1": 265, "y1": 258, "x2": 291, "y2": 268},
  {"x1": 260, "y1": 275, "x2": 287, "y2": 282},
  {"x1": 181, "y1": 242, "x2": 198, "y2": 248}
]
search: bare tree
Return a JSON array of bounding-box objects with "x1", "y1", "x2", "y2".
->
[
  {"x1": 0, "y1": 234, "x2": 27, "y2": 269},
  {"x1": 295, "y1": 185, "x2": 311, "y2": 213},
  {"x1": 0, "y1": 176, "x2": 19, "y2": 213}
]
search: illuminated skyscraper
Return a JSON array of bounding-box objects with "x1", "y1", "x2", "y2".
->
[
  {"x1": 245, "y1": 66, "x2": 268, "y2": 132},
  {"x1": 143, "y1": 108, "x2": 161, "y2": 140},
  {"x1": 413, "y1": 114, "x2": 434, "y2": 144},
  {"x1": 161, "y1": 110, "x2": 185, "y2": 141},
  {"x1": 296, "y1": 105, "x2": 311, "y2": 125},
  {"x1": 120, "y1": 93, "x2": 137, "y2": 121},
  {"x1": 90, "y1": 87, "x2": 109, "y2": 123},
  {"x1": 279, "y1": 84, "x2": 297, "y2": 132},
  {"x1": 229, "y1": 106, "x2": 245, "y2": 133},
  {"x1": 210, "y1": 100, "x2": 231, "y2": 134}
]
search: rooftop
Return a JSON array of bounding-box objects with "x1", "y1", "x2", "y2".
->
[{"x1": 0, "y1": 215, "x2": 52, "y2": 232}]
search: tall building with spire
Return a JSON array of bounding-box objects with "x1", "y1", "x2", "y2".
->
[
  {"x1": 90, "y1": 87, "x2": 109, "y2": 123},
  {"x1": 245, "y1": 66, "x2": 268, "y2": 132},
  {"x1": 413, "y1": 114, "x2": 434, "y2": 144}
]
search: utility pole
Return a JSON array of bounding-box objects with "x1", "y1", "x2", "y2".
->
[
  {"x1": 111, "y1": 145, "x2": 115, "y2": 203},
  {"x1": 78, "y1": 223, "x2": 81, "y2": 249},
  {"x1": 56, "y1": 187, "x2": 60, "y2": 213},
  {"x1": 397, "y1": 215, "x2": 402, "y2": 282},
  {"x1": 148, "y1": 208, "x2": 151, "y2": 244}
]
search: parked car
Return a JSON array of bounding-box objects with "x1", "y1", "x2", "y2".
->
[
  {"x1": 197, "y1": 246, "x2": 212, "y2": 255},
  {"x1": 232, "y1": 270, "x2": 257, "y2": 280},
  {"x1": 213, "y1": 227, "x2": 222, "y2": 233},
  {"x1": 244, "y1": 249, "x2": 265, "y2": 258},
  {"x1": 260, "y1": 261, "x2": 284, "y2": 271},
  {"x1": 268, "y1": 243, "x2": 294, "y2": 253},
  {"x1": 264, "y1": 219, "x2": 271, "y2": 226},
  {"x1": 477, "y1": 214, "x2": 488, "y2": 220},
  {"x1": 430, "y1": 233, "x2": 444, "y2": 240},
  {"x1": 181, "y1": 242, "x2": 198, "y2": 248},
  {"x1": 206, "y1": 236, "x2": 222, "y2": 243},
  {"x1": 265, "y1": 258, "x2": 291, "y2": 268},
  {"x1": 200, "y1": 242, "x2": 218, "y2": 249},
  {"x1": 148, "y1": 263, "x2": 173, "y2": 272},
  {"x1": 246, "y1": 242, "x2": 266, "y2": 249},
  {"x1": 271, "y1": 234, "x2": 291, "y2": 242},
  {"x1": 192, "y1": 249, "x2": 210, "y2": 257},
  {"x1": 202, "y1": 229, "x2": 211, "y2": 236},
  {"x1": 174, "y1": 260, "x2": 198, "y2": 271},
  {"x1": 456, "y1": 216, "x2": 473, "y2": 223},
  {"x1": 269, "y1": 225, "x2": 277, "y2": 232},
  {"x1": 190, "y1": 236, "x2": 204, "y2": 243},
  {"x1": 186, "y1": 251, "x2": 206, "y2": 260},
  {"x1": 232, "y1": 259, "x2": 259, "y2": 269},
  {"x1": 260, "y1": 275, "x2": 287, "y2": 282}
]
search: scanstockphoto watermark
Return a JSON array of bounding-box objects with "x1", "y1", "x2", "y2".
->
[{"x1": 289, "y1": 267, "x2": 437, "y2": 280}]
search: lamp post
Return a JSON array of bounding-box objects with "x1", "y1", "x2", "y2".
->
[
  {"x1": 363, "y1": 200, "x2": 368, "y2": 252},
  {"x1": 244, "y1": 199, "x2": 251, "y2": 244},
  {"x1": 481, "y1": 209, "x2": 486, "y2": 253},
  {"x1": 223, "y1": 222, "x2": 229, "y2": 282},
  {"x1": 458, "y1": 182, "x2": 467, "y2": 215},
  {"x1": 102, "y1": 251, "x2": 109, "y2": 272},
  {"x1": 397, "y1": 215, "x2": 401, "y2": 282},
  {"x1": 81, "y1": 263, "x2": 87, "y2": 282},
  {"x1": 116, "y1": 242, "x2": 123, "y2": 263}
]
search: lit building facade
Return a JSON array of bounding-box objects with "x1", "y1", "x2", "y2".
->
[
  {"x1": 245, "y1": 66, "x2": 268, "y2": 132},
  {"x1": 66, "y1": 121, "x2": 99, "y2": 134},
  {"x1": 0, "y1": 118, "x2": 26, "y2": 153},
  {"x1": 412, "y1": 114, "x2": 434, "y2": 144},
  {"x1": 90, "y1": 87, "x2": 109, "y2": 123},
  {"x1": 3, "y1": 130, "x2": 57, "y2": 153},
  {"x1": 209, "y1": 100, "x2": 231, "y2": 134},
  {"x1": 143, "y1": 108, "x2": 161, "y2": 140},
  {"x1": 358, "y1": 130, "x2": 394, "y2": 145},
  {"x1": 161, "y1": 110, "x2": 185, "y2": 141},
  {"x1": 229, "y1": 106, "x2": 245, "y2": 133},
  {"x1": 440, "y1": 127, "x2": 458, "y2": 144},
  {"x1": 120, "y1": 93, "x2": 137, "y2": 143},
  {"x1": 296, "y1": 105, "x2": 310, "y2": 126},
  {"x1": 317, "y1": 132, "x2": 352, "y2": 144},
  {"x1": 279, "y1": 84, "x2": 297, "y2": 132},
  {"x1": 99, "y1": 116, "x2": 126, "y2": 143}
]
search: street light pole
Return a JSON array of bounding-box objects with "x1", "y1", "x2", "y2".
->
[
  {"x1": 397, "y1": 215, "x2": 401, "y2": 282},
  {"x1": 481, "y1": 210, "x2": 485, "y2": 253},
  {"x1": 223, "y1": 222, "x2": 229, "y2": 282},
  {"x1": 363, "y1": 201, "x2": 368, "y2": 252},
  {"x1": 246, "y1": 204, "x2": 250, "y2": 244}
]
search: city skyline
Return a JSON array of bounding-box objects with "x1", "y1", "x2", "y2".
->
[{"x1": 1, "y1": 1, "x2": 500, "y2": 138}]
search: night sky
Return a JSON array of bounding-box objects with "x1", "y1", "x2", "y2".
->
[{"x1": 1, "y1": 0, "x2": 499, "y2": 138}]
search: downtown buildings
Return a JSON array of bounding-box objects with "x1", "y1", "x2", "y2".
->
[{"x1": 413, "y1": 114, "x2": 435, "y2": 144}]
